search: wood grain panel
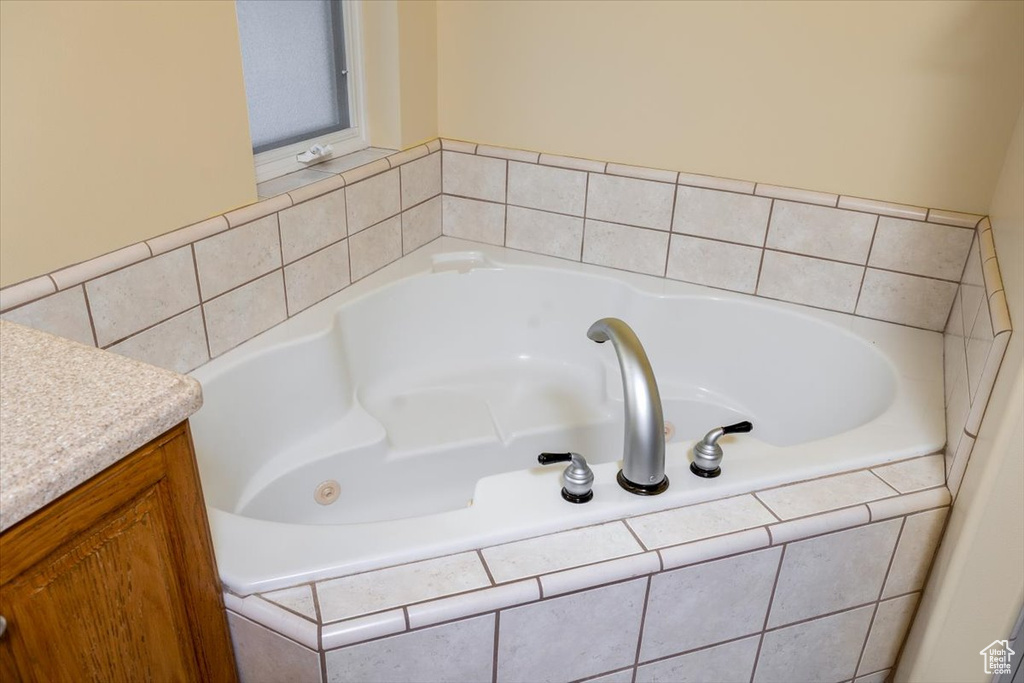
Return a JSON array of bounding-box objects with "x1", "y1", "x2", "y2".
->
[{"x1": 0, "y1": 423, "x2": 237, "y2": 682}]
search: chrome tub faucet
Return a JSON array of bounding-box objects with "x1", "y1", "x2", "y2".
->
[{"x1": 587, "y1": 318, "x2": 668, "y2": 495}]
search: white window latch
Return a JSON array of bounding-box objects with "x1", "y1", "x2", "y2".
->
[{"x1": 297, "y1": 143, "x2": 334, "y2": 165}]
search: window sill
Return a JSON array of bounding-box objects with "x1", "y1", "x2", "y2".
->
[{"x1": 256, "y1": 147, "x2": 396, "y2": 201}]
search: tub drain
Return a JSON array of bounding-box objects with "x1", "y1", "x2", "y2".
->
[{"x1": 314, "y1": 480, "x2": 341, "y2": 505}]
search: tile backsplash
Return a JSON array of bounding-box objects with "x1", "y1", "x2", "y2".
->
[
  {"x1": 0, "y1": 141, "x2": 443, "y2": 373},
  {"x1": 941, "y1": 217, "x2": 1012, "y2": 499},
  {"x1": 437, "y1": 138, "x2": 982, "y2": 333},
  {"x1": 222, "y1": 460, "x2": 950, "y2": 683},
  {"x1": 0, "y1": 136, "x2": 1006, "y2": 383}
]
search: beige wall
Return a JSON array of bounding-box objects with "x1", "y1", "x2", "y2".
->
[
  {"x1": 436, "y1": 0, "x2": 1024, "y2": 214},
  {"x1": 362, "y1": 0, "x2": 438, "y2": 151},
  {"x1": 0, "y1": 1, "x2": 256, "y2": 287},
  {"x1": 896, "y1": 107, "x2": 1024, "y2": 682}
]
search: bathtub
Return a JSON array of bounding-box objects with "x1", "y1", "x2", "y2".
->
[{"x1": 190, "y1": 237, "x2": 944, "y2": 595}]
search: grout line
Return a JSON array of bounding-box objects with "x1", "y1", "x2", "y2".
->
[
  {"x1": 225, "y1": 610, "x2": 317, "y2": 656},
  {"x1": 398, "y1": 167, "x2": 406, "y2": 256},
  {"x1": 634, "y1": 632, "x2": 763, "y2": 672},
  {"x1": 749, "y1": 544, "x2": 786, "y2": 683},
  {"x1": 1, "y1": 138, "x2": 978, "y2": 306},
  {"x1": 277, "y1": 213, "x2": 291, "y2": 316},
  {"x1": 491, "y1": 611, "x2": 500, "y2": 683},
  {"x1": 476, "y1": 549, "x2": 497, "y2": 586},
  {"x1": 190, "y1": 244, "x2": 214, "y2": 361},
  {"x1": 503, "y1": 160, "x2": 509, "y2": 246},
  {"x1": 754, "y1": 200, "x2": 774, "y2": 295},
  {"x1": 100, "y1": 305, "x2": 202, "y2": 350},
  {"x1": 632, "y1": 576, "x2": 654, "y2": 670},
  {"x1": 622, "y1": 519, "x2": 649, "y2": 552},
  {"x1": 762, "y1": 598, "x2": 881, "y2": 635},
  {"x1": 853, "y1": 601, "x2": 881, "y2": 679},
  {"x1": 402, "y1": 606, "x2": 410, "y2": 631},
  {"x1": 80, "y1": 284, "x2": 100, "y2": 347},
  {"x1": 876, "y1": 517, "x2": 907, "y2": 602},
  {"x1": 854, "y1": 215, "x2": 880, "y2": 313},
  {"x1": 867, "y1": 469, "x2": 904, "y2": 496},
  {"x1": 751, "y1": 492, "x2": 783, "y2": 522},
  {"x1": 535, "y1": 576, "x2": 544, "y2": 600}
]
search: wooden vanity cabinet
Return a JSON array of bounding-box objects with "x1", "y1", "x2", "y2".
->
[{"x1": 0, "y1": 423, "x2": 237, "y2": 682}]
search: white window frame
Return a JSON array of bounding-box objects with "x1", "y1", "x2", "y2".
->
[{"x1": 250, "y1": 0, "x2": 368, "y2": 184}]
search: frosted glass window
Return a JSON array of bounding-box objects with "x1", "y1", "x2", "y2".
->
[{"x1": 236, "y1": 0, "x2": 349, "y2": 153}]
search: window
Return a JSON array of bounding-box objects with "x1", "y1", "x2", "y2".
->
[{"x1": 235, "y1": 0, "x2": 367, "y2": 182}]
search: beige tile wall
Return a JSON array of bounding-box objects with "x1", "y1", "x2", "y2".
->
[
  {"x1": 0, "y1": 136, "x2": 1009, "y2": 437},
  {"x1": 437, "y1": 138, "x2": 984, "y2": 333},
  {"x1": 941, "y1": 218, "x2": 1012, "y2": 499},
  {"x1": 224, "y1": 459, "x2": 951, "y2": 683},
  {"x1": 0, "y1": 141, "x2": 443, "y2": 373}
]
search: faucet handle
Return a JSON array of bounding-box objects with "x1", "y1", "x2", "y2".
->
[
  {"x1": 722, "y1": 421, "x2": 753, "y2": 435},
  {"x1": 538, "y1": 452, "x2": 573, "y2": 465},
  {"x1": 538, "y1": 452, "x2": 594, "y2": 504},
  {"x1": 691, "y1": 420, "x2": 754, "y2": 479}
]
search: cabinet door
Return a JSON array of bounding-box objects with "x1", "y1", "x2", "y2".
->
[{"x1": 0, "y1": 424, "x2": 237, "y2": 683}]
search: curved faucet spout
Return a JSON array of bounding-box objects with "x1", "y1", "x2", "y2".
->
[{"x1": 587, "y1": 318, "x2": 668, "y2": 495}]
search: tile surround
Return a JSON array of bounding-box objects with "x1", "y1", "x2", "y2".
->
[
  {"x1": 400, "y1": 195, "x2": 443, "y2": 255},
  {"x1": 582, "y1": 219, "x2": 669, "y2": 276},
  {"x1": 325, "y1": 613, "x2": 495, "y2": 683},
  {"x1": 107, "y1": 307, "x2": 208, "y2": 374},
  {"x1": 481, "y1": 521, "x2": 642, "y2": 583},
  {"x1": 507, "y1": 160, "x2": 587, "y2": 216},
  {"x1": 0, "y1": 142, "x2": 1010, "y2": 681},
  {"x1": 754, "y1": 605, "x2": 875, "y2": 683},
  {"x1": 0, "y1": 146, "x2": 443, "y2": 367},
  {"x1": 767, "y1": 519, "x2": 900, "y2": 627},
  {"x1": 766, "y1": 201, "x2": 876, "y2": 263},
  {"x1": 442, "y1": 151, "x2": 506, "y2": 203},
  {"x1": 278, "y1": 188, "x2": 348, "y2": 264},
  {"x1": 203, "y1": 271, "x2": 287, "y2": 358},
  {"x1": 1, "y1": 286, "x2": 95, "y2": 347},
  {"x1": 227, "y1": 613, "x2": 321, "y2": 683},
  {"x1": 869, "y1": 217, "x2": 974, "y2": 281},
  {"x1": 635, "y1": 636, "x2": 760, "y2": 683},
  {"x1": 442, "y1": 195, "x2": 506, "y2": 246},
  {"x1": 218, "y1": 461, "x2": 951, "y2": 682},
  {"x1": 346, "y1": 168, "x2": 401, "y2": 235},
  {"x1": 755, "y1": 469, "x2": 897, "y2": 520},
  {"x1": 666, "y1": 234, "x2": 762, "y2": 293},
  {"x1": 317, "y1": 551, "x2": 490, "y2": 624},
  {"x1": 2, "y1": 138, "x2": 1005, "y2": 373},
  {"x1": 758, "y1": 249, "x2": 865, "y2": 312},
  {"x1": 640, "y1": 547, "x2": 781, "y2": 659},
  {"x1": 86, "y1": 246, "x2": 200, "y2": 347},
  {"x1": 348, "y1": 215, "x2": 402, "y2": 282},
  {"x1": 856, "y1": 269, "x2": 958, "y2": 331},
  {"x1": 941, "y1": 217, "x2": 1012, "y2": 500},
  {"x1": 627, "y1": 494, "x2": 776, "y2": 549},
  {"x1": 194, "y1": 214, "x2": 281, "y2": 300},
  {"x1": 882, "y1": 507, "x2": 948, "y2": 598},
  {"x1": 497, "y1": 579, "x2": 647, "y2": 683},
  {"x1": 859, "y1": 593, "x2": 920, "y2": 676},
  {"x1": 283, "y1": 239, "x2": 351, "y2": 315},
  {"x1": 672, "y1": 185, "x2": 771, "y2": 246},
  {"x1": 586, "y1": 173, "x2": 676, "y2": 231},
  {"x1": 400, "y1": 153, "x2": 441, "y2": 209},
  {"x1": 505, "y1": 206, "x2": 584, "y2": 261}
]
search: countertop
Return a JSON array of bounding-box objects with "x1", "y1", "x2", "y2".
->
[{"x1": 0, "y1": 320, "x2": 203, "y2": 532}]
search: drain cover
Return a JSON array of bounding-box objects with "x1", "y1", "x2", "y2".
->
[{"x1": 314, "y1": 480, "x2": 341, "y2": 505}]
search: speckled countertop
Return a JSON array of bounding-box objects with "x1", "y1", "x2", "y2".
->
[{"x1": 0, "y1": 320, "x2": 203, "y2": 531}]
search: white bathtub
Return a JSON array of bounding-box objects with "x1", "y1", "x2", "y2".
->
[{"x1": 190, "y1": 238, "x2": 944, "y2": 594}]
